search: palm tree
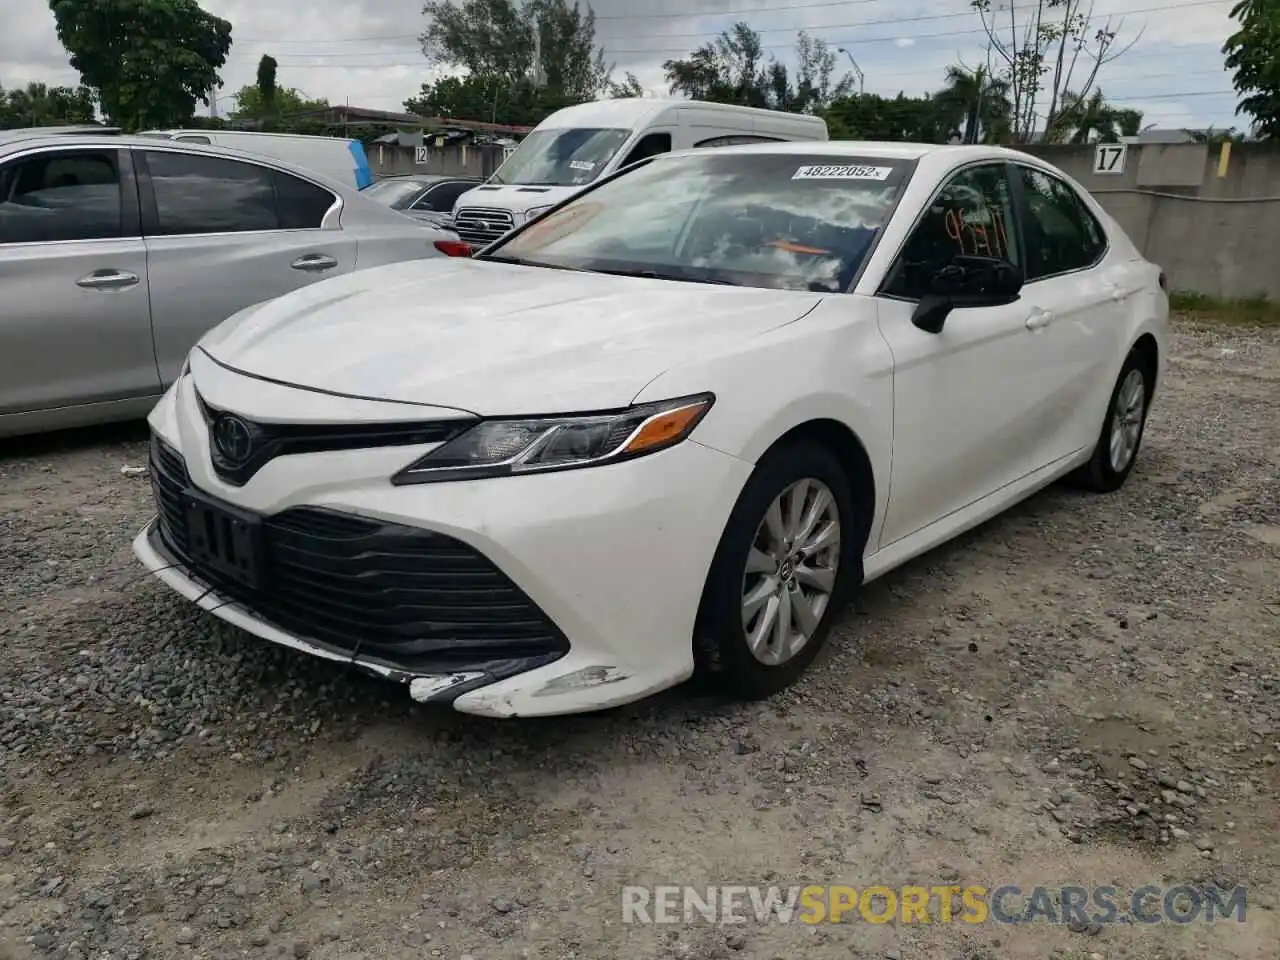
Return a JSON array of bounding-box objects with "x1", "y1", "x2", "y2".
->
[{"x1": 933, "y1": 64, "x2": 1011, "y2": 144}]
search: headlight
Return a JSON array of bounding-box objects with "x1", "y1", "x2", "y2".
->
[
  {"x1": 524, "y1": 204, "x2": 553, "y2": 221},
  {"x1": 391, "y1": 393, "x2": 713, "y2": 485}
]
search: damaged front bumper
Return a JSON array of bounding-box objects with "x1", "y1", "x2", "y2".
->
[{"x1": 132, "y1": 519, "x2": 687, "y2": 717}]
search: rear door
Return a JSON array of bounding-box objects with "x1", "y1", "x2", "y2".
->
[
  {"x1": 135, "y1": 147, "x2": 357, "y2": 387},
  {"x1": 0, "y1": 144, "x2": 157, "y2": 415},
  {"x1": 1009, "y1": 162, "x2": 1125, "y2": 463}
]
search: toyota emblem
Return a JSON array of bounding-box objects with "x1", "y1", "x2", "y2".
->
[{"x1": 212, "y1": 414, "x2": 254, "y2": 465}]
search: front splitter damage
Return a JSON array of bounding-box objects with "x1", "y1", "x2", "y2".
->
[{"x1": 138, "y1": 520, "x2": 566, "y2": 712}]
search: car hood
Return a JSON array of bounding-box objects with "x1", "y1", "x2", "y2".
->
[
  {"x1": 453, "y1": 183, "x2": 580, "y2": 219},
  {"x1": 198, "y1": 258, "x2": 822, "y2": 415}
]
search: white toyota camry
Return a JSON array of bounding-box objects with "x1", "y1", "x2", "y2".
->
[{"x1": 133, "y1": 141, "x2": 1169, "y2": 718}]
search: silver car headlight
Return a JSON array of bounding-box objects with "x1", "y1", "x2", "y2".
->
[
  {"x1": 523, "y1": 204, "x2": 553, "y2": 221},
  {"x1": 391, "y1": 394, "x2": 714, "y2": 485}
]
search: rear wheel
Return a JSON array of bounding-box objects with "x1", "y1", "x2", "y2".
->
[
  {"x1": 695, "y1": 441, "x2": 857, "y2": 699},
  {"x1": 1072, "y1": 349, "x2": 1151, "y2": 492}
]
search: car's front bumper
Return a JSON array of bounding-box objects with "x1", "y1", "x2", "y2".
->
[{"x1": 132, "y1": 374, "x2": 753, "y2": 718}]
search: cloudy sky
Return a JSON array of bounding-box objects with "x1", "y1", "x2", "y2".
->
[{"x1": 1, "y1": 0, "x2": 1242, "y2": 131}]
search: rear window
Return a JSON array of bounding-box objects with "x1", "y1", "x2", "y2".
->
[{"x1": 489, "y1": 152, "x2": 912, "y2": 293}]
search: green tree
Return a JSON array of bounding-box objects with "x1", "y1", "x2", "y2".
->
[
  {"x1": 419, "y1": 0, "x2": 610, "y2": 102},
  {"x1": 606, "y1": 72, "x2": 644, "y2": 98},
  {"x1": 0, "y1": 81, "x2": 97, "y2": 128},
  {"x1": 1223, "y1": 0, "x2": 1280, "y2": 138},
  {"x1": 255, "y1": 54, "x2": 278, "y2": 115},
  {"x1": 970, "y1": 0, "x2": 1137, "y2": 142},
  {"x1": 820, "y1": 93, "x2": 950, "y2": 142},
  {"x1": 1047, "y1": 87, "x2": 1142, "y2": 143},
  {"x1": 48, "y1": 0, "x2": 232, "y2": 131},
  {"x1": 933, "y1": 64, "x2": 1011, "y2": 143},
  {"x1": 662, "y1": 24, "x2": 852, "y2": 112},
  {"x1": 404, "y1": 74, "x2": 576, "y2": 126},
  {"x1": 231, "y1": 85, "x2": 329, "y2": 124}
]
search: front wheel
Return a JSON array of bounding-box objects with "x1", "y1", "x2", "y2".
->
[
  {"x1": 694, "y1": 441, "x2": 857, "y2": 699},
  {"x1": 1072, "y1": 349, "x2": 1152, "y2": 492}
]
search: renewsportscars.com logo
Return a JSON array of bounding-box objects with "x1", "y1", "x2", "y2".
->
[{"x1": 621, "y1": 884, "x2": 1249, "y2": 926}]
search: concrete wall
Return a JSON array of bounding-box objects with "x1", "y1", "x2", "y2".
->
[
  {"x1": 1019, "y1": 142, "x2": 1280, "y2": 299},
  {"x1": 368, "y1": 142, "x2": 506, "y2": 180}
]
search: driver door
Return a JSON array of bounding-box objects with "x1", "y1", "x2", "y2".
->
[{"x1": 873, "y1": 161, "x2": 1050, "y2": 547}]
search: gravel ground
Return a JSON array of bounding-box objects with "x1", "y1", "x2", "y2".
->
[{"x1": 0, "y1": 319, "x2": 1276, "y2": 960}]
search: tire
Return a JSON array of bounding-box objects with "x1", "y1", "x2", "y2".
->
[
  {"x1": 694, "y1": 440, "x2": 859, "y2": 699},
  {"x1": 1071, "y1": 348, "x2": 1152, "y2": 493}
]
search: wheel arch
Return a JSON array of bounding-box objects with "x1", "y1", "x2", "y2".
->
[{"x1": 1131, "y1": 332, "x2": 1159, "y2": 399}]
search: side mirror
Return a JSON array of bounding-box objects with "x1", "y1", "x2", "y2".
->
[{"x1": 911, "y1": 256, "x2": 1024, "y2": 333}]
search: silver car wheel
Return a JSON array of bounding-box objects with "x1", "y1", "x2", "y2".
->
[
  {"x1": 741, "y1": 478, "x2": 841, "y2": 666},
  {"x1": 1108, "y1": 368, "x2": 1146, "y2": 473}
]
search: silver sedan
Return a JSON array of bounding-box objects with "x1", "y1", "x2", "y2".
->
[{"x1": 0, "y1": 130, "x2": 463, "y2": 438}]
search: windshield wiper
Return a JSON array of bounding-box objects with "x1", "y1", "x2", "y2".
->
[
  {"x1": 479, "y1": 254, "x2": 586, "y2": 273},
  {"x1": 593, "y1": 267, "x2": 738, "y2": 286}
]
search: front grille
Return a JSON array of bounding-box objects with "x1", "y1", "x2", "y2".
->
[
  {"x1": 148, "y1": 435, "x2": 568, "y2": 671},
  {"x1": 453, "y1": 206, "x2": 515, "y2": 246},
  {"x1": 195, "y1": 389, "x2": 475, "y2": 487}
]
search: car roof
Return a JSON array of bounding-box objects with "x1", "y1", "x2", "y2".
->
[
  {"x1": 0, "y1": 126, "x2": 121, "y2": 144},
  {"x1": 0, "y1": 131, "x2": 355, "y2": 193}
]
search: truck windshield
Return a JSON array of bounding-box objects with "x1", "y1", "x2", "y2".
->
[{"x1": 490, "y1": 128, "x2": 630, "y2": 187}]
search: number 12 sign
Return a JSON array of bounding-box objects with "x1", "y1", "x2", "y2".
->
[{"x1": 1093, "y1": 143, "x2": 1127, "y2": 175}]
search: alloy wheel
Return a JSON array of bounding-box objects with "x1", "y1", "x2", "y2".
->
[
  {"x1": 1109, "y1": 368, "x2": 1146, "y2": 473},
  {"x1": 740, "y1": 478, "x2": 842, "y2": 666}
]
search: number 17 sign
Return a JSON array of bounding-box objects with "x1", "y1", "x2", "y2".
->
[{"x1": 1093, "y1": 142, "x2": 1127, "y2": 175}]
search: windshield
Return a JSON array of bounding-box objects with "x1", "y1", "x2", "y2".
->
[
  {"x1": 484, "y1": 152, "x2": 912, "y2": 293},
  {"x1": 363, "y1": 179, "x2": 428, "y2": 209},
  {"x1": 489, "y1": 128, "x2": 630, "y2": 187}
]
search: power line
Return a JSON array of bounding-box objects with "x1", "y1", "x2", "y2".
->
[
  {"x1": 237, "y1": 0, "x2": 1229, "y2": 40},
  {"x1": 238, "y1": 3, "x2": 1233, "y2": 64}
]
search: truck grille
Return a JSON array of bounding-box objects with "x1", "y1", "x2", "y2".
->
[
  {"x1": 147, "y1": 434, "x2": 569, "y2": 673},
  {"x1": 453, "y1": 207, "x2": 515, "y2": 246}
]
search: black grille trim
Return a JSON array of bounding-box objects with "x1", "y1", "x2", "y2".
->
[
  {"x1": 148, "y1": 434, "x2": 569, "y2": 676},
  {"x1": 195, "y1": 391, "x2": 477, "y2": 486}
]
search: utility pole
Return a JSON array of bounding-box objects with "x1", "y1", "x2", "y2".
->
[{"x1": 836, "y1": 47, "x2": 865, "y2": 96}]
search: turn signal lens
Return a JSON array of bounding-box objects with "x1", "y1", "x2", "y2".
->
[{"x1": 621, "y1": 401, "x2": 712, "y2": 455}]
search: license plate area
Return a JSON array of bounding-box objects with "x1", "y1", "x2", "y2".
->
[{"x1": 182, "y1": 488, "x2": 265, "y2": 590}]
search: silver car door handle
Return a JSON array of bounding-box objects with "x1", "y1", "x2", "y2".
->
[
  {"x1": 291, "y1": 254, "x2": 339, "y2": 271},
  {"x1": 76, "y1": 270, "x2": 139, "y2": 290},
  {"x1": 1025, "y1": 308, "x2": 1054, "y2": 330}
]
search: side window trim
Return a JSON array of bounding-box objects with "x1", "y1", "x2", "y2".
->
[
  {"x1": 0, "y1": 144, "x2": 141, "y2": 246},
  {"x1": 874, "y1": 159, "x2": 1023, "y2": 304},
  {"x1": 1009, "y1": 162, "x2": 1109, "y2": 283}
]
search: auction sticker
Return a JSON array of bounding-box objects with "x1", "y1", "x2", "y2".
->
[{"x1": 792, "y1": 164, "x2": 894, "y2": 180}]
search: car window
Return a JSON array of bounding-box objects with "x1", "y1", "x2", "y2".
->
[
  {"x1": 0, "y1": 149, "x2": 124, "y2": 244},
  {"x1": 412, "y1": 180, "x2": 475, "y2": 212},
  {"x1": 618, "y1": 133, "x2": 672, "y2": 169},
  {"x1": 276, "y1": 170, "x2": 337, "y2": 229},
  {"x1": 144, "y1": 151, "x2": 334, "y2": 235},
  {"x1": 694, "y1": 135, "x2": 783, "y2": 147},
  {"x1": 1016, "y1": 165, "x2": 1103, "y2": 279},
  {"x1": 145, "y1": 151, "x2": 277, "y2": 235},
  {"x1": 491, "y1": 152, "x2": 911, "y2": 293},
  {"x1": 881, "y1": 162, "x2": 1018, "y2": 301}
]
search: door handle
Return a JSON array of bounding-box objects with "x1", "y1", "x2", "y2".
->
[
  {"x1": 291, "y1": 254, "x2": 339, "y2": 271},
  {"x1": 76, "y1": 269, "x2": 139, "y2": 290},
  {"x1": 1025, "y1": 308, "x2": 1054, "y2": 330}
]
